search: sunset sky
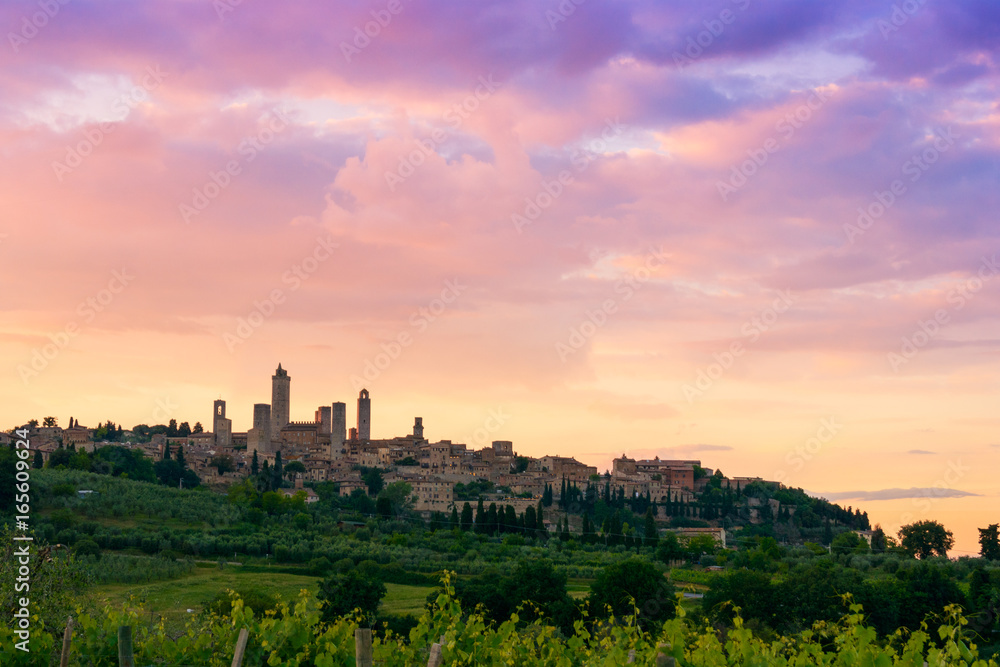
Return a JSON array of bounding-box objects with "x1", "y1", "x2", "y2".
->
[{"x1": 2, "y1": 0, "x2": 998, "y2": 554}]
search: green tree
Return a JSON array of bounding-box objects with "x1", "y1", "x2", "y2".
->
[
  {"x1": 272, "y1": 450, "x2": 283, "y2": 489},
  {"x1": 449, "y1": 506, "x2": 459, "y2": 530},
  {"x1": 361, "y1": 467, "x2": 383, "y2": 495},
  {"x1": 832, "y1": 530, "x2": 870, "y2": 555},
  {"x1": 588, "y1": 559, "x2": 675, "y2": 630},
  {"x1": 898, "y1": 520, "x2": 954, "y2": 559},
  {"x1": 32, "y1": 450, "x2": 44, "y2": 469},
  {"x1": 703, "y1": 569, "x2": 778, "y2": 628},
  {"x1": 250, "y1": 450, "x2": 259, "y2": 476},
  {"x1": 192, "y1": 422, "x2": 203, "y2": 433},
  {"x1": 655, "y1": 532, "x2": 685, "y2": 563},
  {"x1": 870, "y1": 524, "x2": 888, "y2": 553},
  {"x1": 460, "y1": 502, "x2": 473, "y2": 531},
  {"x1": 317, "y1": 569, "x2": 386, "y2": 624},
  {"x1": 978, "y1": 523, "x2": 1000, "y2": 560},
  {"x1": 283, "y1": 460, "x2": 306, "y2": 481},
  {"x1": 210, "y1": 455, "x2": 235, "y2": 475},
  {"x1": 644, "y1": 507, "x2": 659, "y2": 547},
  {"x1": 42, "y1": 416, "x2": 57, "y2": 427},
  {"x1": 378, "y1": 481, "x2": 413, "y2": 517}
]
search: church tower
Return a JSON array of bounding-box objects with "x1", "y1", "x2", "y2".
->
[
  {"x1": 213, "y1": 399, "x2": 232, "y2": 448},
  {"x1": 249, "y1": 403, "x2": 271, "y2": 455},
  {"x1": 331, "y1": 402, "x2": 347, "y2": 456},
  {"x1": 357, "y1": 389, "x2": 371, "y2": 441},
  {"x1": 271, "y1": 363, "x2": 290, "y2": 439}
]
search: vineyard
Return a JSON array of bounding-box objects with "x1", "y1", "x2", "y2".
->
[{"x1": 2, "y1": 575, "x2": 998, "y2": 666}]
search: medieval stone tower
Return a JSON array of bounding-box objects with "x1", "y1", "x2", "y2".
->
[
  {"x1": 331, "y1": 402, "x2": 347, "y2": 455},
  {"x1": 213, "y1": 399, "x2": 232, "y2": 448},
  {"x1": 357, "y1": 389, "x2": 371, "y2": 441},
  {"x1": 271, "y1": 363, "x2": 290, "y2": 437},
  {"x1": 413, "y1": 417, "x2": 424, "y2": 440},
  {"x1": 249, "y1": 403, "x2": 271, "y2": 455}
]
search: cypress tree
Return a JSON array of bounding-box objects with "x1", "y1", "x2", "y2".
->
[
  {"x1": 251, "y1": 450, "x2": 259, "y2": 476},
  {"x1": 475, "y1": 498, "x2": 486, "y2": 534},
  {"x1": 505, "y1": 505, "x2": 517, "y2": 533},
  {"x1": 487, "y1": 503, "x2": 498, "y2": 535},
  {"x1": 450, "y1": 506, "x2": 459, "y2": 530},
  {"x1": 461, "y1": 502, "x2": 473, "y2": 531},
  {"x1": 524, "y1": 506, "x2": 536, "y2": 533},
  {"x1": 644, "y1": 507, "x2": 658, "y2": 547}
]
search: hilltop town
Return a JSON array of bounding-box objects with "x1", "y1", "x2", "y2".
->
[{"x1": 11, "y1": 363, "x2": 774, "y2": 533}]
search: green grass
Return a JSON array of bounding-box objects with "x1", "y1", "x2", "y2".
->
[
  {"x1": 381, "y1": 583, "x2": 434, "y2": 616},
  {"x1": 90, "y1": 566, "x2": 320, "y2": 632},
  {"x1": 567, "y1": 577, "x2": 592, "y2": 600},
  {"x1": 90, "y1": 567, "x2": 438, "y2": 631}
]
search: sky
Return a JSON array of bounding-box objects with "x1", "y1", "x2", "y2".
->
[{"x1": 1, "y1": 0, "x2": 998, "y2": 555}]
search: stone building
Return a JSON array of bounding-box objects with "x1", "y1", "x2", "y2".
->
[
  {"x1": 271, "y1": 364, "x2": 290, "y2": 436},
  {"x1": 213, "y1": 399, "x2": 232, "y2": 448}
]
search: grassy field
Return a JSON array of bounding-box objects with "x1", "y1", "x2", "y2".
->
[
  {"x1": 566, "y1": 577, "x2": 592, "y2": 600},
  {"x1": 381, "y1": 583, "x2": 434, "y2": 616},
  {"x1": 90, "y1": 564, "x2": 321, "y2": 632},
  {"x1": 90, "y1": 565, "x2": 440, "y2": 632}
]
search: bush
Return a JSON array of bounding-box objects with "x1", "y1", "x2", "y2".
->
[
  {"x1": 74, "y1": 538, "x2": 101, "y2": 559},
  {"x1": 203, "y1": 588, "x2": 280, "y2": 619}
]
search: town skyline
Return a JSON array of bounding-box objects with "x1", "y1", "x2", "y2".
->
[
  {"x1": 8, "y1": 359, "x2": 993, "y2": 556},
  {"x1": 3, "y1": 0, "x2": 998, "y2": 560}
]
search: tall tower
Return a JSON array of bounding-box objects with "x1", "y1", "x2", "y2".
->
[
  {"x1": 271, "y1": 363, "x2": 290, "y2": 438},
  {"x1": 357, "y1": 389, "x2": 371, "y2": 441},
  {"x1": 413, "y1": 417, "x2": 424, "y2": 440},
  {"x1": 213, "y1": 399, "x2": 232, "y2": 448},
  {"x1": 316, "y1": 406, "x2": 332, "y2": 434},
  {"x1": 330, "y1": 402, "x2": 347, "y2": 455},
  {"x1": 249, "y1": 403, "x2": 271, "y2": 455}
]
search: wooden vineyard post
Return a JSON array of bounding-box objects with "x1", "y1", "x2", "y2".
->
[
  {"x1": 59, "y1": 616, "x2": 73, "y2": 667},
  {"x1": 355, "y1": 628, "x2": 373, "y2": 667},
  {"x1": 117, "y1": 626, "x2": 135, "y2": 667},
  {"x1": 231, "y1": 627, "x2": 250, "y2": 667},
  {"x1": 427, "y1": 641, "x2": 443, "y2": 667},
  {"x1": 656, "y1": 642, "x2": 676, "y2": 667}
]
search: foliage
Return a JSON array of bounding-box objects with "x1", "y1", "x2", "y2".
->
[
  {"x1": 317, "y1": 568, "x2": 386, "y2": 624},
  {"x1": 899, "y1": 520, "x2": 955, "y2": 559},
  {"x1": 588, "y1": 558, "x2": 676, "y2": 631},
  {"x1": 5, "y1": 575, "x2": 998, "y2": 666},
  {"x1": 980, "y1": 524, "x2": 1000, "y2": 561}
]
